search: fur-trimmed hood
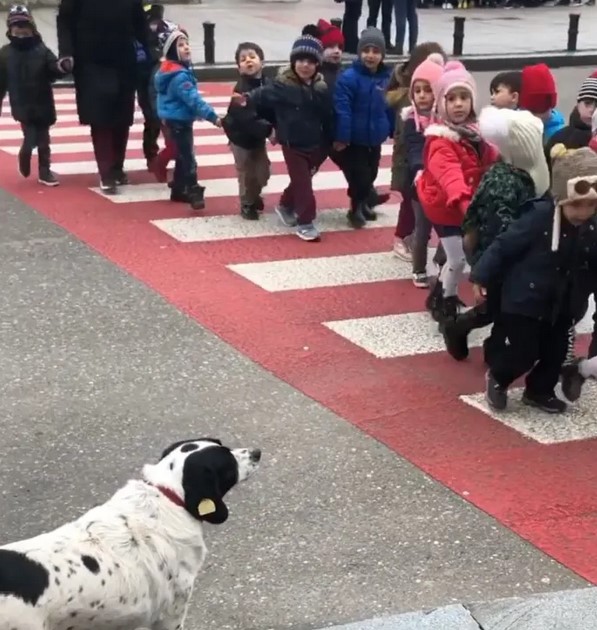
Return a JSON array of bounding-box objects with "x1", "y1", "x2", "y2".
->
[
  {"x1": 386, "y1": 85, "x2": 409, "y2": 108},
  {"x1": 277, "y1": 65, "x2": 327, "y2": 91},
  {"x1": 400, "y1": 105, "x2": 414, "y2": 121},
  {"x1": 424, "y1": 123, "x2": 461, "y2": 142}
]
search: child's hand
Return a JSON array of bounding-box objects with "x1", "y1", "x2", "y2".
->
[
  {"x1": 333, "y1": 141, "x2": 348, "y2": 152},
  {"x1": 230, "y1": 92, "x2": 247, "y2": 107},
  {"x1": 214, "y1": 117, "x2": 223, "y2": 128},
  {"x1": 472, "y1": 284, "x2": 487, "y2": 305},
  {"x1": 58, "y1": 56, "x2": 74, "y2": 73}
]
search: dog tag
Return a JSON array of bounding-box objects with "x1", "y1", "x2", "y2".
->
[{"x1": 198, "y1": 499, "x2": 216, "y2": 516}]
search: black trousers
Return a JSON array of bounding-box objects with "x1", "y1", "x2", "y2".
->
[
  {"x1": 367, "y1": 0, "x2": 393, "y2": 43},
  {"x1": 136, "y1": 72, "x2": 161, "y2": 162},
  {"x1": 342, "y1": 0, "x2": 363, "y2": 54},
  {"x1": 490, "y1": 311, "x2": 572, "y2": 396},
  {"x1": 21, "y1": 123, "x2": 51, "y2": 169},
  {"x1": 334, "y1": 144, "x2": 382, "y2": 204}
]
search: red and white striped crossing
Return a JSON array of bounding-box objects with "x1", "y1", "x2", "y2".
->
[{"x1": 2, "y1": 85, "x2": 597, "y2": 582}]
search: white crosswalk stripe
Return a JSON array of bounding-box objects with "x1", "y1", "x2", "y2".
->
[{"x1": 1, "y1": 88, "x2": 595, "y2": 445}]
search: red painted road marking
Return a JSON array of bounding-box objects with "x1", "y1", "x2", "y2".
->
[{"x1": 1, "y1": 87, "x2": 596, "y2": 583}]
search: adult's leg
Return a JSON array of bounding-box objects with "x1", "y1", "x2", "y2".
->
[
  {"x1": 367, "y1": 0, "x2": 382, "y2": 27},
  {"x1": 137, "y1": 71, "x2": 160, "y2": 164},
  {"x1": 393, "y1": 0, "x2": 407, "y2": 55},
  {"x1": 91, "y1": 125, "x2": 117, "y2": 190},
  {"x1": 112, "y1": 124, "x2": 131, "y2": 182},
  {"x1": 380, "y1": 0, "x2": 394, "y2": 47},
  {"x1": 406, "y1": 0, "x2": 419, "y2": 52},
  {"x1": 342, "y1": 0, "x2": 363, "y2": 54}
]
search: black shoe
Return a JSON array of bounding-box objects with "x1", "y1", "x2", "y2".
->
[
  {"x1": 99, "y1": 177, "x2": 117, "y2": 195},
  {"x1": 522, "y1": 391, "x2": 567, "y2": 414},
  {"x1": 361, "y1": 203, "x2": 377, "y2": 221},
  {"x1": 188, "y1": 184, "x2": 206, "y2": 211},
  {"x1": 240, "y1": 203, "x2": 259, "y2": 220},
  {"x1": 485, "y1": 370, "x2": 507, "y2": 410},
  {"x1": 18, "y1": 147, "x2": 32, "y2": 178},
  {"x1": 425, "y1": 278, "x2": 444, "y2": 322},
  {"x1": 560, "y1": 360, "x2": 586, "y2": 402},
  {"x1": 367, "y1": 189, "x2": 390, "y2": 208},
  {"x1": 113, "y1": 170, "x2": 129, "y2": 186},
  {"x1": 38, "y1": 168, "x2": 59, "y2": 187},
  {"x1": 347, "y1": 201, "x2": 367, "y2": 229},
  {"x1": 255, "y1": 196, "x2": 265, "y2": 213},
  {"x1": 170, "y1": 188, "x2": 190, "y2": 203}
]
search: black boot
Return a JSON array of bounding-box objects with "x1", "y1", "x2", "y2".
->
[
  {"x1": 37, "y1": 145, "x2": 59, "y2": 186},
  {"x1": 442, "y1": 307, "x2": 484, "y2": 361},
  {"x1": 18, "y1": 144, "x2": 32, "y2": 178},
  {"x1": 240, "y1": 203, "x2": 259, "y2": 220},
  {"x1": 560, "y1": 359, "x2": 586, "y2": 402},
  {"x1": 170, "y1": 187, "x2": 190, "y2": 203},
  {"x1": 361, "y1": 203, "x2": 378, "y2": 221},
  {"x1": 437, "y1": 295, "x2": 464, "y2": 333},
  {"x1": 425, "y1": 278, "x2": 444, "y2": 322},
  {"x1": 347, "y1": 200, "x2": 367, "y2": 229},
  {"x1": 188, "y1": 184, "x2": 206, "y2": 211}
]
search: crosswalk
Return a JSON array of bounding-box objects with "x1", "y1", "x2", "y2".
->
[{"x1": 1, "y1": 86, "x2": 596, "y2": 446}]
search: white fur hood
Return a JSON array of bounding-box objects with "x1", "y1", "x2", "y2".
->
[
  {"x1": 400, "y1": 105, "x2": 414, "y2": 121},
  {"x1": 424, "y1": 123, "x2": 461, "y2": 142}
]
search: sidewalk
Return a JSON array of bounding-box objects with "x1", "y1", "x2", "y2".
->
[{"x1": 3, "y1": 2, "x2": 595, "y2": 64}]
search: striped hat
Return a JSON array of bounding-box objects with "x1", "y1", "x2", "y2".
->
[
  {"x1": 290, "y1": 34, "x2": 323, "y2": 64},
  {"x1": 577, "y1": 74, "x2": 597, "y2": 103}
]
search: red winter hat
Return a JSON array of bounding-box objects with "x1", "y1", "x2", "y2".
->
[
  {"x1": 519, "y1": 63, "x2": 557, "y2": 115},
  {"x1": 317, "y1": 18, "x2": 344, "y2": 50}
]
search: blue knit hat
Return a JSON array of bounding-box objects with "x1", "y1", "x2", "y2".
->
[{"x1": 290, "y1": 34, "x2": 323, "y2": 65}]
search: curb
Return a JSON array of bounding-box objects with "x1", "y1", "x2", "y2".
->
[{"x1": 53, "y1": 50, "x2": 597, "y2": 87}]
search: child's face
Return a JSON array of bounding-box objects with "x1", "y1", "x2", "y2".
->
[
  {"x1": 490, "y1": 83, "x2": 518, "y2": 109},
  {"x1": 294, "y1": 57, "x2": 317, "y2": 81},
  {"x1": 323, "y1": 45, "x2": 342, "y2": 64},
  {"x1": 561, "y1": 198, "x2": 597, "y2": 225},
  {"x1": 237, "y1": 48, "x2": 263, "y2": 76},
  {"x1": 10, "y1": 23, "x2": 33, "y2": 38},
  {"x1": 176, "y1": 36, "x2": 191, "y2": 63},
  {"x1": 445, "y1": 88, "x2": 472, "y2": 124},
  {"x1": 360, "y1": 45, "x2": 382, "y2": 71},
  {"x1": 412, "y1": 79, "x2": 433, "y2": 110},
  {"x1": 577, "y1": 98, "x2": 597, "y2": 126}
]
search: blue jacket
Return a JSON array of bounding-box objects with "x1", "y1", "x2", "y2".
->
[
  {"x1": 543, "y1": 108, "x2": 565, "y2": 141},
  {"x1": 334, "y1": 59, "x2": 393, "y2": 146},
  {"x1": 155, "y1": 60, "x2": 218, "y2": 124},
  {"x1": 470, "y1": 197, "x2": 596, "y2": 322}
]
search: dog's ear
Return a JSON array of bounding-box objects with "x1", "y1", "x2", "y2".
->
[{"x1": 183, "y1": 461, "x2": 229, "y2": 525}]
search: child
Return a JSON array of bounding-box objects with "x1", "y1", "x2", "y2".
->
[
  {"x1": 473, "y1": 146, "x2": 597, "y2": 414},
  {"x1": 519, "y1": 63, "x2": 565, "y2": 141},
  {"x1": 386, "y1": 41, "x2": 446, "y2": 261},
  {"x1": 234, "y1": 34, "x2": 333, "y2": 241},
  {"x1": 444, "y1": 106, "x2": 550, "y2": 361},
  {"x1": 590, "y1": 108, "x2": 597, "y2": 153},
  {"x1": 417, "y1": 61, "x2": 498, "y2": 325},
  {"x1": 302, "y1": 20, "x2": 344, "y2": 92},
  {"x1": 545, "y1": 72, "x2": 597, "y2": 166},
  {"x1": 489, "y1": 71, "x2": 521, "y2": 110},
  {"x1": 0, "y1": 5, "x2": 64, "y2": 186},
  {"x1": 333, "y1": 27, "x2": 394, "y2": 228},
  {"x1": 154, "y1": 29, "x2": 222, "y2": 210},
  {"x1": 222, "y1": 42, "x2": 273, "y2": 221},
  {"x1": 401, "y1": 53, "x2": 445, "y2": 287}
]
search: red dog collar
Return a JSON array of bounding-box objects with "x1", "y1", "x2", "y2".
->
[{"x1": 148, "y1": 483, "x2": 185, "y2": 508}]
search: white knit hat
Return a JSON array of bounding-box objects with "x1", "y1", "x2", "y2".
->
[{"x1": 478, "y1": 106, "x2": 550, "y2": 198}]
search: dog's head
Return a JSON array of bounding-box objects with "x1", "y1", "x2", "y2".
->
[{"x1": 142, "y1": 438, "x2": 261, "y2": 525}]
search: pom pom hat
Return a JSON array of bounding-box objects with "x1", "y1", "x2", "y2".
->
[
  {"x1": 432, "y1": 60, "x2": 477, "y2": 122},
  {"x1": 409, "y1": 53, "x2": 444, "y2": 130},
  {"x1": 479, "y1": 106, "x2": 550, "y2": 198},
  {"x1": 548, "y1": 144, "x2": 597, "y2": 250},
  {"x1": 290, "y1": 34, "x2": 323, "y2": 65},
  {"x1": 519, "y1": 63, "x2": 557, "y2": 114},
  {"x1": 316, "y1": 18, "x2": 344, "y2": 50}
]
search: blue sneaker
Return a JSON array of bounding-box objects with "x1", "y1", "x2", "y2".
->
[
  {"x1": 296, "y1": 223, "x2": 320, "y2": 241},
  {"x1": 274, "y1": 205, "x2": 297, "y2": 227}
]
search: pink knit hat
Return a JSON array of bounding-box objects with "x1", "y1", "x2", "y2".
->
[
  {"x1": 433, "y1": 60, "x2": 477, "y2": 122},
  {"x1": 409, "y1": 53, "x2": 445, "y2": 130}
]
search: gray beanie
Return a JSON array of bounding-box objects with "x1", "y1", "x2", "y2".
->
[{"x1": 357, "y1": 26, "x2": 386, "y2": 57}]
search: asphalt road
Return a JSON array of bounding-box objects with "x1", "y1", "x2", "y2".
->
[{"x1": 0, "y1": 66, "x2": 595, "y2": 630}]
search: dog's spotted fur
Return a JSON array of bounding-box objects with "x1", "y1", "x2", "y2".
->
[{"x1": 0, "y1": 438, "x2": 261, "y2": 630}]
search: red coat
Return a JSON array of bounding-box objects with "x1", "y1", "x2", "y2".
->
[{"x1": 416, "y1": 123, "x2": 498, "y2": 227}]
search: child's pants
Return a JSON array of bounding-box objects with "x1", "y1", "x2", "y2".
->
[
  {"x1": 230, "y1": 143, "x2": 271, "y2": 206},
  {"x1": 20, "y1": 123, "x2": 51, "y2": 169},
  {"x1": 395, "y1": 189, "x2": 415, "y2": 239},
  {"x1": 435, "y1": 226, "x2": 466, "y2": 297},
  {"x1": 280, "y1": 146, "x2": 327, "y2": 225},
  {"x1": 166, "y1": 121, "x2": 197, "y2": 192},
  {"x1": 90, "y1": 124, "x2": 129, "y2": 181},
  {"x1": 335, "y1": 144, "x2": 381, "y2": 204},
  {"x1": 490, "y1": 312, "x2": 571, "y2": 396}
]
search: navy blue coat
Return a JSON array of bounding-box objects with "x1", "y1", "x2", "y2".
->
[
  {"x1": 470, "y1": 198, "x2": 597, "y2": 322},
  {"x1": 334, "y1": 59, "x2": 393, "y2": 146}
]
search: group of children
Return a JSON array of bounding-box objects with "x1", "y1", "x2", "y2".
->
[{"x1": 1, "y1": 5, "x2": 596, "y2": 413}]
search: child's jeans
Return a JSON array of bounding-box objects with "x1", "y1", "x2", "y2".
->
[
  {"x1": 166, "y1": 121, "x2": 197, "y2": 192},
  {"x1": 280, "y1": 146, "x2": 327, "y2": 225},
  {"x1": 230, "y1": 143, "x2": 271, "y2": 206},
  {"x1": 434, "y1": 225, "x2": 465, "y2": 297}
]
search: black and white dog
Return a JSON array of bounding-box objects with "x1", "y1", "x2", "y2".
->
[{"x1": 0, "y1": 438, "x2": 261, "y2": 630}]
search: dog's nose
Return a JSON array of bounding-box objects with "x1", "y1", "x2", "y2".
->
[{"x1": 250, "y1": 448, "x2": 262, "y2": 463}]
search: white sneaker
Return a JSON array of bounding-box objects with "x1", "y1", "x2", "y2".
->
[{"x1": 393, "y1": 237, "x2": 412, "y2": 262}]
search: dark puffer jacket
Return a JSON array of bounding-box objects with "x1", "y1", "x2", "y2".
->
[
  {"x1": 0, "y1": 35, "x2": 62, "y2": 126},
  {"x1": 247, "y1": 66, "x2": 334, "y2": 150},
  {"x1": 545, "y1": 108, "x2": 592, "y2": 170}
]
